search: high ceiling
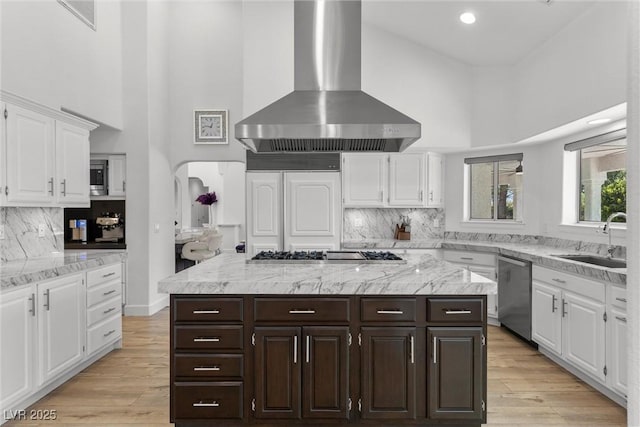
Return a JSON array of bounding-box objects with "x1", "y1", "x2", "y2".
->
[{"x1": 363, "y1": 1, "x2": 598, "y2": 66}]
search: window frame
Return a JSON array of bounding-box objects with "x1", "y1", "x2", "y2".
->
[{"x1": 465, "y1": 153, "x2": 523, "y2": 223}]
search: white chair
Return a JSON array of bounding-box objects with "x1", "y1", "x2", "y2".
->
[{"x1": 181, "y1": 229, "x2": 224, "y2": 264}]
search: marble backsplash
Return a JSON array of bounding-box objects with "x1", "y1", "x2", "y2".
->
[
  {"x1": 444, "y1": 231, "x2": 626, "y2": 259},
  {"x1": 344, "y1": 208, "x2": 445, "y2": 240},
  {"x1": 0, "y1": 207, "x2": 64, "y2": 262}
]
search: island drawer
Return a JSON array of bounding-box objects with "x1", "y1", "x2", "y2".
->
[
  {"x1": 174, "y1": 297, "x2": 243, "y2": 322},
  {"x1": 87, "y1": 295, "x2": 122, "y2": 327},
  {"x1": 361, "y1": 298, "x2": 417, "y2": 322},
  {"x1": 174, "y1": 382, "x2": 243, "y2": 420},
  {"x1": 87, "y1": 280, "x2": 121, "y2": 308},
  {"x1": 254, "y1": 298, "x2": 350, "y2": 322},
  {"x1": 86, "y1": 263, "x2": 121, "y2": 288},
  {"x1": 175, "y1": 354, "x2": 243, "y2": 379},
  {"x1": 427, "y1": 298, "x2": 484, "y2": 323},
  {"x1": 174, "y1": 325, "x2": 243, "y2": 351}
]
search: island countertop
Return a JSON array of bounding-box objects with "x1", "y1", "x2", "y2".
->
[{"x1": 158, "y1": 252, "x2": 496, "y2": 295}]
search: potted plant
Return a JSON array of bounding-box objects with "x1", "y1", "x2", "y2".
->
[{"x1": 195, "y1": 192, "x2": 218, "y2": 229}]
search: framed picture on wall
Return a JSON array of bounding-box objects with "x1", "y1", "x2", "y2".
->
[{"x1": 194, "y1": 109, "x2": 228, "y2": 144}]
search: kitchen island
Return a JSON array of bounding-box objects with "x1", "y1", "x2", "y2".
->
[{"x1": 159, "y1": 252, "x2": 496, "y2": 427}]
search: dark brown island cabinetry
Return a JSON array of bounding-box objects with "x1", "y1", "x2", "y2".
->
[{"x1": 170, "y1": 294, "x2": 487, "y2": 427}]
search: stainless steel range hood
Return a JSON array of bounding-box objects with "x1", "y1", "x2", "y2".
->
[{"x1": 235, "y1": 0, "x2": 421, "y2": 153}]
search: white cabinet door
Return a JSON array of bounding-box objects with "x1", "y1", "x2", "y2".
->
[
  {"x1": 5, "y1": 103, "x2": 55, "y2": 204},
  {"x1": 246, "y1": 172, "x2": 281, "y2": 255},
  {"x1": 531, "y1": 281, "x2": 562, "y2": 355},
  {"x1": 388, "y1": 154, "x2": 425, "y2": 207},
  {"x1": 38, "y1": 274, "x2": 85, "y2": 386},
  {"x1": 108, "y1": 155, "x2": 126, "y2": 197},
  {"x1": 562, "y1": 290, "x2": 606, "y2": 381},
  {"x1": 426, "y1": 152, "x2": 443, "y2": 208},
  {"x1": 342, "y1": 154, "x2": 387, "y2": 207},
  {"x1": 468, "y1": 265, "x2": 498, "y2": 319},
  {"x1": 608, "y1": 307, "x2": 627, "y2": 396},
  {"x1": 0, "y1": 286, "x2": 35, "y2": 411},
  {"x1": 55, "y1": 121, "x2": 90, "y2": 206},
  {"x1": 284, "y1": 172, "x2": 341, "y2": 251}
]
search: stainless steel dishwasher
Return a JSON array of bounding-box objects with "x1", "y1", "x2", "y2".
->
[{"x1": 498, "y1": 256, "x2": 532, "y2": 340}]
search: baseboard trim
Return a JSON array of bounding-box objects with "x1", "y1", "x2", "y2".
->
[
  {"x1": 538, "y1": 346, "x2": 627, "y2": 408},
  {"x1": 124, "y1": 295, "x2": 169, "y2": 316}
]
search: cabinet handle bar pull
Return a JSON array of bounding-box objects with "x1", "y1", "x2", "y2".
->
[
  {"x1": 615, "y1": 316, "x2": 627, "y2": 323},
  {"x1": 616, "y1": 297, "x2": 627, "y2": 303},
  {"x1": 293, "y1": 335, "x2": 298, "y2": 364},
  {"x1": 103, "y1": 307, "x2": 116, "y2": 315},
  {"x1": 552, "y1": 278, "x2": 567, "y2": 284},
  {"x1": 306, "y1": 335, "x2": 310, "y2": 363},
  {"x1": 194, "y1": 366, "x2": 221, "y2": 371},
  {"x1": 103, "y1": 329, "x2": 116, "y2": 337},
  {"x1": 289, "y1": 309, "x2": 315, "y2": 314},
  {"x1": 433, "y1": 336, "x2": 437, "y2": 364},
  {"x1": 444, "y1": 309, "x2": 471, "y2": 315},
  {"x1": 460, "y1": 257, "x2": 474, "y2": 261},
  {"x1": 410, "y1": 335, "x2": 415, "y2": 364},
  {"x1": 102, "y1": 272, "x2": 116, "y2": 278},
  {"x1": 44, "y1": 289, "x2": 50, "y2": 311},
  {"x1": 193, "y1": 401, "x2": 220, "y2": 407},
  {"x1": 193, "y1": 310, "x2": 220, "y2": 314},
  {"x1": 551, "y1": 295, "x2": 557, "y2": 313},
  {"x1": 193, "y1": 337, "x2": 220, "y2": 342},
  {"x1": 377, "y1": 310, "x2": 404, "y2": 315},
  {"x1": 103, "y1": 290, "x2": 116, "y2": 296}
]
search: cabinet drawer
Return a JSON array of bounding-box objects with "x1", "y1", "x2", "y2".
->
[
  {"x1": 87, "y1": 295, "x2": 121, "y2": 327},
  {"x1": 427, "y1": 298, "x2": 484, "y2": 323},
  {"x1": 361, "y1": 298, "x2": 416, "y2": 322},
  {"x1": 175, "y1": 354, "x2": 243, "y2": 379},
  {"x1": 533, "y1": 266, "x2": 605, "y2": 302},
  {"x1": 174, "y1": 325, "x2": 243, "y2": 351},
  {"x1": 610, "y1": 286, "x2": 627, "y2": 310},
  {"x1": 87, "y1": 263, "x2": 121, "y2": 288},
  {"x1": 87, "y1": 280, "x2": 121, "y2": 307},
  {"x1": 174, "y1": 298, "x2": 243, "y2": 322},
  {"x1": 87, "y1": 314, "x2": 122, "y2": 355},
  {"x1": 174, "y1": 382, "x2": 243, "y2": 420},
  {"x1": 443, "y1": 250, "x2": 495, "y2": 266},
  {"x1": 254, "y1": 298, "x2": 350, "y2": 322}
]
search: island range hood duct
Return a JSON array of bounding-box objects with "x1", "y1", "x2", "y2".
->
[{"x1": 235, "y1": 0, "x2": 421, "y2": 153}]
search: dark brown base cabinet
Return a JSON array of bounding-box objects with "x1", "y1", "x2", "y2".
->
[{"x1": 170, "y1": 295, "x2": 487, "y2": 426}]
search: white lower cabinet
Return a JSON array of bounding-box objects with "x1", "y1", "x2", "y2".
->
[
  {"x1": 531, "y1": 265, "x2": 627, "y2": 402},
  {"x1": 0, "y1": 286, "x2": 35, "y2": 412},
  {"x1": 443, "y1": 250, "x2": 498, "y2": 322},
  {"x1": 38, "y1": 273, "x2": 86, "y2": 386},
  {"x1": 0, "y1": 262, "x2": 123, "y2": 421}
]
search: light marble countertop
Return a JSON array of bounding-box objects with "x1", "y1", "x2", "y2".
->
[
  {"x1": 158, "y1": 252, "x2": 496, "y2": 295},
  {"x1": 344, "y1": 239, "x2": 626, "y2": 285},
  {"x1": 1, "y1": 250, "x2": 127, "y2": 293}
]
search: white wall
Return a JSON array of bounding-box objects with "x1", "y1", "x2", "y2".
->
[
  {"x1": 470, "y1": 67, "x2": 514, "y2": 147},
  {"x1": 362, "y1": 24, "x2": 472, "y2": 151},
  {"x1": 167, "y1": 1, "x2": 246, "y2": 167},
  {"x1": 0, "y1": 0, "x2": 123, "y2": 128}
]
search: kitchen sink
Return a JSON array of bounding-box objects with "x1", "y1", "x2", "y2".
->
[{"x1": 552, "y1": 254, "x2": 626, "y2": 269}]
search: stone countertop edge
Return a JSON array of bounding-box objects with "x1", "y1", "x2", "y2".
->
[
  {"x1": 1, "y1": 251, "x2": 127, "y2": 293},
  {"x1": 343, "y1": 239, "x2": 626, "y2": 285},
  {"x1": 158, "y1": 252, "x2": 497, "y2": 296}
]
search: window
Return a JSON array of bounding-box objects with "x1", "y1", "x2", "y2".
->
[
  {"x1": 565, "y1": 129, "x2": 626, "y2": 223},
  {"x1": 465, "y1": 154, "x2": 523, "y2": 221}
]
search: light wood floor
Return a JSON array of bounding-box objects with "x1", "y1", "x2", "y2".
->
[{"x1": 6, "y1": 309, "x2": 627, "y2": 426}]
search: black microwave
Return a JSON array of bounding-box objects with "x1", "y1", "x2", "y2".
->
[{"x1": 90, "y1": 159, "x2": 108, "y2": 196}]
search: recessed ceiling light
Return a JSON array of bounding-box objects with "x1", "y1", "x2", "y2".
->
[
  {"x1": 459, "y1": 12, "x2": 476, "y2": 25},
  {"x1": 587, "y1": 118, "x2": 612, "y2": 125}
]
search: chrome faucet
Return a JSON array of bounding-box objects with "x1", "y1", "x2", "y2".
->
[{"x1": 603, "y1": 212, "x2": 627, "y2": 258}]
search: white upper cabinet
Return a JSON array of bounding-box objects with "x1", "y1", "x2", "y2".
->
[
  {"x1": 246, "y1": 172, "x2": 282, "y2": 255},
  {"x1": 426, "y1": 152, "x2": 444, "y2": 208},
  {"x1": 108, "y1": 155, "x2": 126, "y2": 197},
  {"x1": 5, "y1": 103, "x2": 55, "y2": 205},
  {"x1": 388, "y1": 154, "x2": 425, "y2": 207},
  {"x1": 341, "y1": 153, "x2": 443, "y2": 208},
  {"x1": 56, "y1": 122, "x2": 90, "y2": 206},
  {"x1": 0, "y1": 92, "x2": 97, "y2": 207},
  {"x1": 342, "y1": 154, "x2": 387, "y2": 207}
]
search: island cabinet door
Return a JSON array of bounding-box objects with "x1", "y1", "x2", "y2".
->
[
  {"x1": 302, "y1": 327, "x2": 350, "y2": 419},
  {"x1": 427, "y1": 327, "x2": 483, "y2": 421},
  {"x1": 254, "y1": 327, "x2": 301, "y2": 419},
  {"x1": 360, "y1": 327, "x2": 416, "y2": 419}
]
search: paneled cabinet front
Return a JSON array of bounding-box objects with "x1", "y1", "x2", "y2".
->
[{"x1": 170, "y1": 295, "x2": 487, "y2": 426}]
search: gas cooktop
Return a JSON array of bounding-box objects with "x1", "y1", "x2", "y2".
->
[{"x1": 249, "y1": 250, "x2": 406, "y2": 264}]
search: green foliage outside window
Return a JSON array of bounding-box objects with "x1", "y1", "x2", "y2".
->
[{"x1": 601, "y1": 170, "x2": 626, "y2": 222}]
